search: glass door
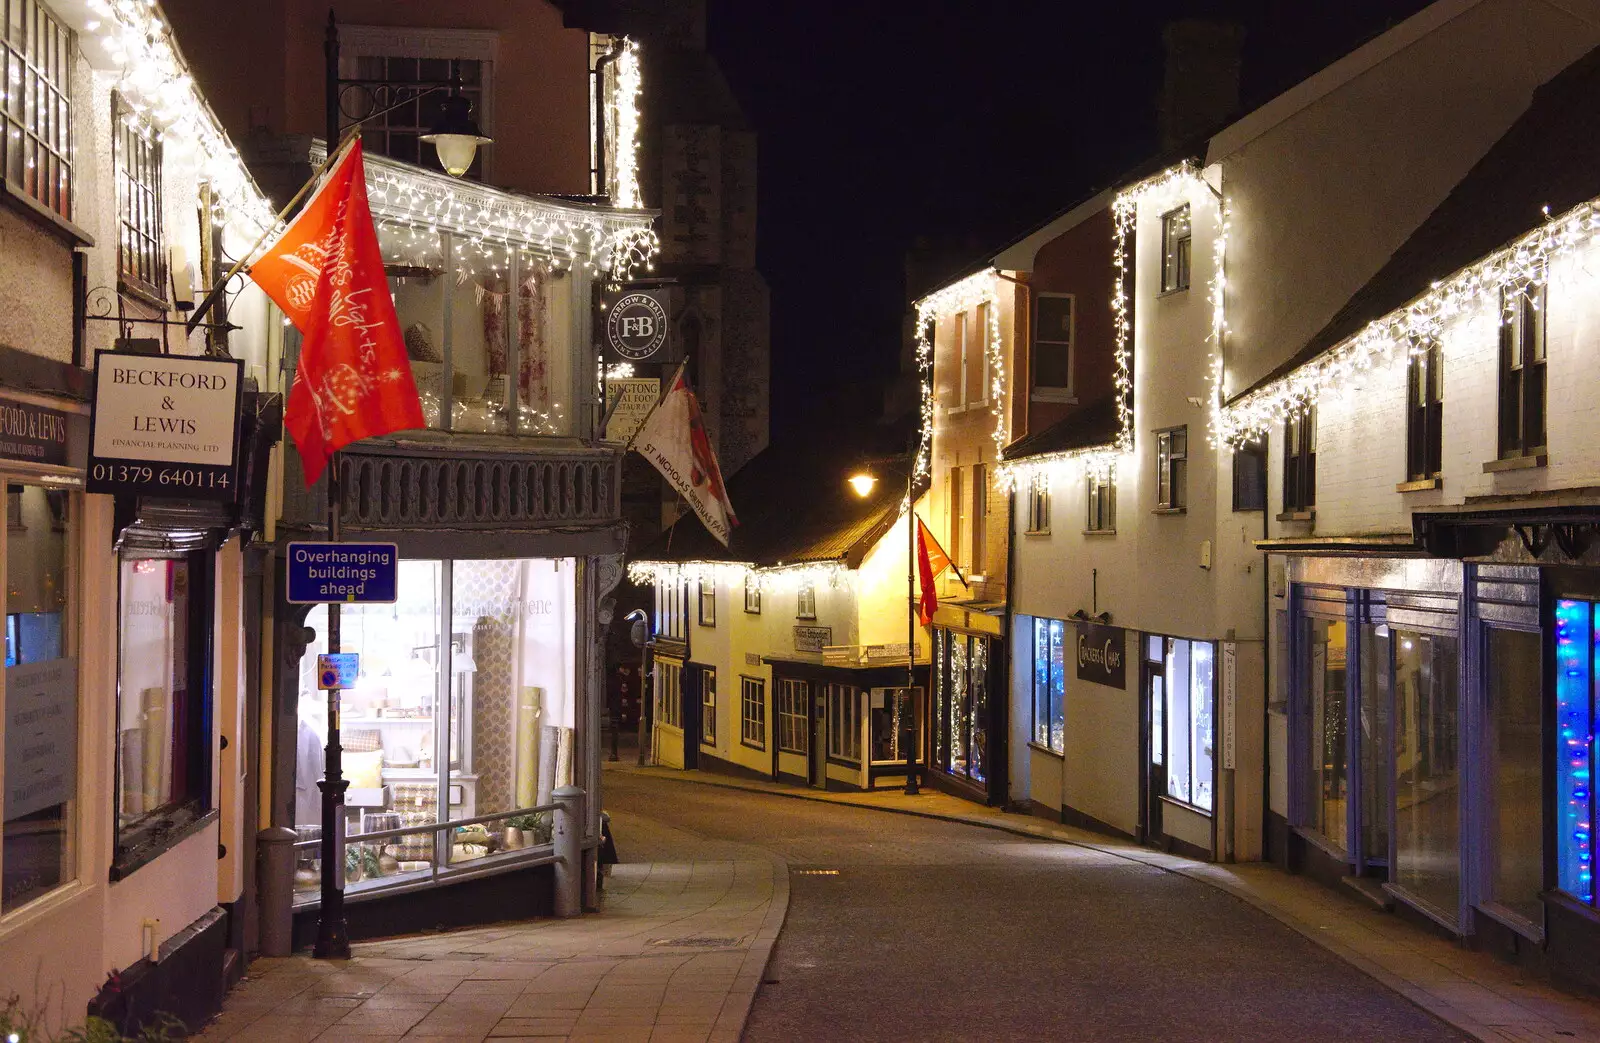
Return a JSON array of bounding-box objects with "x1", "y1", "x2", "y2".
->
[
  {"x1": 1356, "y1": 621, "x2": 1391, "y2": 874},
  {"x1": 1143, "y1": 635, "x2": 1165, "y2": 844}
]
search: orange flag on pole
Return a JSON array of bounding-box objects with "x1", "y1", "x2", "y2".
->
[
  {"x1": 250, "y1": 139, "x2": 423, "y2": 484},
  {"x1": 915, "y1": 516, "x2": 965, "y2": 625}
]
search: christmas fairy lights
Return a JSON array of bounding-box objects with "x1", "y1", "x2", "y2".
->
[
  {"x1": 628, "y1": 559, "x2": 851, "y2": 591},
  {"x1": 610, "y1": 39, "x2": 643, "y2": 210},
  {"x1": 912, "y1": 268, "x2": 998, "y2": 484},
  {"x1": 88, "y1": 0, "x2": 276, "y2": 237},
  {"x1": 1219, "y1": 197, "x2": 1600, "y2": 447}
]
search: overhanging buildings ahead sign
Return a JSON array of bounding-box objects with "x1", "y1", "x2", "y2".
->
[{"x1": 286, "y1": 542, "x2": 399, "y2": 604}]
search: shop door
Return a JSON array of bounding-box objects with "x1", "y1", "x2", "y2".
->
[
  {"x1": 682, "y1": 666, "x2": 702, "y2": 770},
  {"x1": 1354, "y1": 620, "x2": 1392, "y2": 876},
  {"x1": 811, "y1": 689, "x2": 827, "y2": 788},
  {"x1": 1142, "y1": 639, "x2": 1165, "y2": 844}
]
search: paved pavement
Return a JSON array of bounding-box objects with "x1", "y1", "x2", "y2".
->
[
  {"x1": 195, "y1": 823, "x2": 785, "y2": 1043},
  {"x1": 610, "y1": 763, "x2": 1600, "y2": 1043}
]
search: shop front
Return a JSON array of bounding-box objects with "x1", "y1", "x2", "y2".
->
[
  {"x1": 764, "y1": 659, "x2": 923, "y2": 793},
  {"x1": 929, "y1": 613, "x2": 1005, "y2": 804}
]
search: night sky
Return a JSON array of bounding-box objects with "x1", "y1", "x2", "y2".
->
[{"x1": 703, "y1": 0, "x2": 1430, "y2": 437}]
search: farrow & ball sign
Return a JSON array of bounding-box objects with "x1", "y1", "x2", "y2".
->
[
  {"x1": 1076, "y1": 620, "x2": 1127, "y2": 689},
  {"x1": 604, "y1": 290, "x2": 671, "y2": 362},
  {"x1": 87, "y1": 350, "x2": 243, "y2": 501}
]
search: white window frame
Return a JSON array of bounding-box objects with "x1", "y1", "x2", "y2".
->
[
  {"x1": 744, "y1": 577, "x2": 761, "y2": 614},
  {"x1": 778, "y1": 679, "x2": 808, "y2": 754},
  {"x1": 1155, "y1": 426, "x2": 1187, "y2": 512},
  {"x1": 700, "y1": 667, "x2": 716, "y2": 746},
  {"x1": 740, "y1": 676, "x2": 765, "y2": 749},
  {"x1": 796, "y1": 580, "x2": 816, "y2": 620},
  {"x1": 656, "y1": 660, "x2": 682, "y2": 728},
  {"x1": 1026, "y1": 473, "x2": 1050, "y2": 533},
  {"x1": 1086, "y1": 473, "x2": 1116, "y2": 533},
  {"x1": 1161, "y1": 204, "x2": 1192, "y2": 293},
  {"x1": 697, "y1": 579, "x2": 716, "y2": 627},
  {"x1": 826, "y1": 684, "x2": 862, "y2": 763},
  {"x1": 1032, "y1": 292, "x2": 1075, "y2": 400}
]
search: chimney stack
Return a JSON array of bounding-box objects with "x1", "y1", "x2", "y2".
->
[{"x1": 1159, "y1": 20, "x2": 1245, "y2": 151}]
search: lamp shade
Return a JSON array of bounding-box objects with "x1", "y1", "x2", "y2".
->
[{"x1": 421, "y1": 94, "x2": 491, "y2": 177}]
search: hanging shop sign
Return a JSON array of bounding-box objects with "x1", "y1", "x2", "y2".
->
[
  {"x1": 87, "y1": 351, "x2": 243, "y2": 501},
  {"x1": 794, "y1": 625, "x2": 833, "y2": 654},
  {"x1": 4, "y1": 658, "x2": 78, "y2": 819},
  {"x1": 605, "y1": 376, "x2": 661, "y2": 442},
  {"x1": 286, "y1": 541, "x2": 399, "y2": 604},
  {"x1": 0, "y1": 396, "x2": 70, "y2": 468},
  {"x1": 1075, "y1": 620, "x2": 1126, "y2": 689},
  {"x1": 604, "y1": 290, "x2": 672, "y2": 362}
]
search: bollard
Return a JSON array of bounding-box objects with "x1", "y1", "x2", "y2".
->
[
  {"x1": 552, "y1": 785, "x2": 584, "y2": 918},
  {"x1": 257, "y1": 826, "x2": 299, "y2": 956}
]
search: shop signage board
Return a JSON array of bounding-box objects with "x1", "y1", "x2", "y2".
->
[
  {"x1": 87, "y1": 350, "x2": 243, "y2": 501},
  {"x1": 603, "y1": 289, "x2": 672, "y2": 363},
  {"x1": 286, "y1": 542, "x2": 399, "y2": 604},
  {"x1": 0, "y1": 396, "x2": 69, "y2": 468},
  {"x1": 4, "y1": 658, "x2": 77, "y2": 819},
  {"x1": 317, "y1": 653, "x2": 360, "y2": 690},
  {"x1": 1075, "y1": 620, "x2": 1126, "y2": 689},
  {"x1": 604, "y1": 377, "x2": 661, "y2": 442},
  {"x1": 794, "y1": 625, "x2": 832, "y2": 653}
]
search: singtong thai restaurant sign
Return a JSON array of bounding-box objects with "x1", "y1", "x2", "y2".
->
[{"x1": 1076, "y1": 620, "x2": 1126, "y2": 689}]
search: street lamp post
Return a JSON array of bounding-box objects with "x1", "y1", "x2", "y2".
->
[{"x1": 312, "y1": 12, "x2": 494, "y2": 961}]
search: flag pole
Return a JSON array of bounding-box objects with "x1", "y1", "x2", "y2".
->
[
  {"x1": 621, "y1": 356, "x2": 689, "y2": 456},
  {"x1": 905, "y1": 442, "x2": 920, "y2": 796},
  {"x1": 185, "y1": 129, "x2": 360, "y2": 337}
]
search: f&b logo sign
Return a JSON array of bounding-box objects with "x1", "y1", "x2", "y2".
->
[{"x1": 606, "y1": 291, "x2": 670, "y2": 361}]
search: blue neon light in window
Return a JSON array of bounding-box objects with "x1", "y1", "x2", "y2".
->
[{"x1": 1556, "y1": 598, "x2": 1594, "y2": 902}]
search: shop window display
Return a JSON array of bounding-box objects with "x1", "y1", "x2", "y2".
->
[
  {"x1": 1486, "y1": 627, "x2": 1542, "y2": 926},
  {"x1": 1556, "y1": 600, "x2": 1596, "y2": 903},
  {"x1": 3, "y1": 485, "x2": 73, "y2": 912},
  {"x1": 1163, "y1": 639, "x2": 1215, "y2": 813},
  {"x1": 1032, "y1": 618, "x2": 1066, "y2": 754},
  {"x1": 294, "y1": 557, "x2": 578, "y2": 898},
  {"x1": 931, "y1": 629, "x2": 990, "y2": 784},
  {"x1": 1392, "y1": 629, "x2": 1460, "y2": 917},
  {"x1": 1303, "y1": 616, "x2": 1349, "y2": 851}
]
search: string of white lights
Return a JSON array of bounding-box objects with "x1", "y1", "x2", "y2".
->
[
  {"x1": 627, "y1": 559, "x2": 852, "y2": 591},
  {"x1": 1219, "y1": 197, "x2": 1600, "y2": 446}
]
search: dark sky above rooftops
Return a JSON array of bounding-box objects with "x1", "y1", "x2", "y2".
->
[{"x1": 701, "y1": 0, "x2": 1431, "y2": 437}]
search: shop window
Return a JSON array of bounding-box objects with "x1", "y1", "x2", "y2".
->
[
  {"x1": 115, "y1": 551, "x2": 213, "y2": 874},
  {"x1": 1498, "y1": 285, "x2": 1547, "y2": 460},
  {"x1": 1031, "y1": 618, "x2": 1066, "y2": 754},
  {"x1": 931, "y1": 629, "x2": 989, "y2": 783},
  {"x1": 1283, "y1": 408, "x2": 1316, "y2": 514},
  {"x1": 697, "y1": 580, "x2": 715, "y2": 627},
  {"x1": 1485, "y1": 627, "x2": 1542, "y2": 926},
  {"x1": 1025, "y1": 472, "x2": 1049, "y2": 533},
  {"x1": 869, "y1": 687, "x2": 916, "y2": 762},
  {"x1": 740, "y1": 677, "x2": 765, "y2": 749},
  {"x1": 1161, "y1": 638, "x2": 1215, "y2": 813},
  {"x1": 1392, "y1": 629, "x2": 1460, "y2": 916},
  {"x1": 744, "y1": 577, "x2": 760, "y2": 614},
  {"x1": 1556, "y1": 600, "x2": 1599, "y2": 904},
  {"x1": 1086, "y1": 473, "x2": 1115, "y2": 532},
  {"x1": 1407, "y1": 342, "x2": 1443, "y2": 481},
  {"x1": 1161, "y1": 205, "x2": 1191, "y2": 293},
  {"x1": 700, "y1": 668, "x2": 716, "y2": 746},
  {"x1": 293, "y1": 558, "x2": 579, "y2": 897},
  {"x1": 114, "y1": 93, "x2": 165, "y2": 301},
  {"x1": 1032, "y1": 294, "x2": 1074, "y2": 394},
  {"x1": 3, "y1": 484, "x2": 74, "y2": 912},
  {"x1": 1233, "y1": 440, "x2": 1266, "y2": 511},
  {"x1": 657, "y1": 660, "x2": 682, "y2": 729},
  {"x1": 2, "y1": 0, "x2": 72, "y2": 221},
  {"x1": 796, "y1": 580, "x2": 816, "y2": 620},
  {"x1": 777, "y1": 679, "x2": 807, "y2": 754},
  {"x1": 826, "y1": 685, "x2": 862, "y2": 763},
  {"x1": 351, "y1": 53, "x2": 488, "y2": 180},
  {"x1": 1300, "y1": 614, "x2": 1349, "y2": 851},
  {"x1": 1155, "y1": 426, "x2": 1186, "y2": 511}
]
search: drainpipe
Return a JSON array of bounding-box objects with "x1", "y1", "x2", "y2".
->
[{"x1": 593, "y1": 38, "x2": 626, "y2": 199}]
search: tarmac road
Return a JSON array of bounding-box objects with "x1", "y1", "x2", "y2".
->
[{"x1": 603, "y1": 770, "x2": 1467, "y2": 1043}]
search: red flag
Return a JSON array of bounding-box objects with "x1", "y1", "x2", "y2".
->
[
  {"x1": 251, "y1": 140, "x2": 423, "y2": 484},
  {"x1": 915, "y1": 516, "x2": 964, "y2": 626}
]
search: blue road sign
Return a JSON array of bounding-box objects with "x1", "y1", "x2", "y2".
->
[
  {"x1": 286, "y1": 542, "x2": 399, "y2": 604},
  {"x1": 317, "y1": 653, "x2": 359, "y2": 690}
]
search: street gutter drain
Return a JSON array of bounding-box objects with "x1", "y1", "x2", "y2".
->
[{"x1": 649, "y1": 936, "x2": 741, "y2": 948}]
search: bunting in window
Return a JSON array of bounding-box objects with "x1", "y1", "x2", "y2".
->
[{"x1": 249, "y1": 139, "x2": 424, "y2": 483}]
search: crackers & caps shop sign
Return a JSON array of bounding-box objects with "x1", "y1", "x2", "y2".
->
[
  {"x1": 604, "y1": 289, "x2": 671, "y2": 362},
  {"x1": 87, "y1": 350, "x2": 243, "y2": 502},
  {"x1": 1076, "y1": 620, "x2": 1126, "y2": 689}
]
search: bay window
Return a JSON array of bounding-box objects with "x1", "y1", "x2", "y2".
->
[{"x1": 2, "y1": 0, "x2": 72, "y2": 221}]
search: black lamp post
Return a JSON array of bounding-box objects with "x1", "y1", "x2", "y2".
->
[{"x1": 310, "y1": 12, "x2": 494, "y2": 962}]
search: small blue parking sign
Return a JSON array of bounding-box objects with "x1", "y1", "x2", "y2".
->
[
  {"x1": 317, "y1": 653, "x2": 359, "y2": 690},
  {"x1": 287, "y1": 542, "x2": 399, "y2": 604}
]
